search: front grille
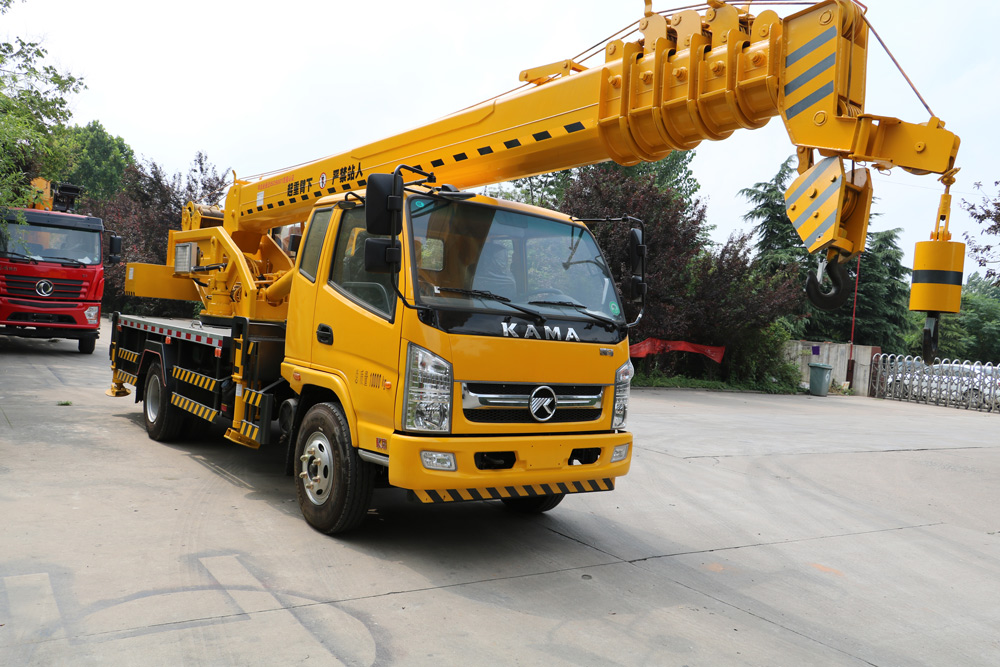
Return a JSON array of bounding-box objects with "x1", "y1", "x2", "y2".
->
[
  {"x1": 465, "y1": 407, "x2": 601, "y2": 424},
  {"x1": 462, "y1": 382, "x2": 604, "y2": 424},
  {"x1": 8, "y1": 312, "x2": 76, "y2": 324},
  {"x1": 1, "y1": 274, "x2": 85, "y2": 298}
]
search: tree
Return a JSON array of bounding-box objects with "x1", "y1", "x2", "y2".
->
[
  {"x1": 740, "y1": 158, "x2": 914, "y2": 352},
  {"x1": 0, "y1": 0, "x2": 85, "y2": 208},
  {"x1": 559, "y1": 162, "x2": 706, "y2": 341},
  {"x1": 740, "y1": 155, "x2": 813, "y2": 336},
  {"x1": 962, "y1": 181, "x2": 1000, "y2": 282},
  {"x1": 741, "y1": 155, "x2": 806, "y2": 275},
  {"x1": 59, "y1": 121, "x2": 135, "y2": 200},
  {"x1": 681, "y1": 233, "x2": 802, "y2": 388},
  {"x1": 560, "y1": 162, "x2": 801, "y2": 388}
]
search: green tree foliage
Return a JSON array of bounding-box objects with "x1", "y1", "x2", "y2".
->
[
  {"x1": 1, "y1": 0, "x2": 85, "y2": 207},
  {"x1": 560, "y1": 162, "x2": 801, "y2": 388},
  {"x1": 59, "y1": 121, "x2": 135, "y2": 200},
  {"x1": 962, "y1": 181, "x2": 1000, "y2": 281},
  {"x1": 496, "y1": 151, "x2": 701, "y2": 215},
  {"x1": 500, "y1": 170, "x2": 574, "y2": 209},
  {"x1": 741, "y1": 155, "x2": 806, "y2": 276},
  {"x1": 742, "y1": 158, "x2": 913, "y2": 352},
  {"x1": 559, "y1": 163, "x2": 705, "y2": 339}
]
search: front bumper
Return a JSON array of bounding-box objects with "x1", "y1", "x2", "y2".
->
[
  {"x1": 384, "y1": 430, "x2": 632, "y2": 503},
  {"x1": 0, "y1": 297, "x2": 100, "y2": 339}
]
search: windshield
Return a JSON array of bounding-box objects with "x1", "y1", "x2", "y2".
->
[
  {"x1": 1, "y1": 221, "x2": 101, "y2": 265},
  {"x1": 408, "y1": 197, "x2": 625, "y2": 326}
]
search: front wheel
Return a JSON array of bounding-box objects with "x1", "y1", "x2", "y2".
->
[
  {"x1": 295, "y1": 402, "x2": 374, "y2": 534},
  {"x1": 501, "y1": 494, "x2": 565, "y2": 514},
  {"x1": 78, "y1": 337, "x2": 96, "y2": 354},
  {"x1": 143, "y1": 361, "x2": 184, "y2": 441}
]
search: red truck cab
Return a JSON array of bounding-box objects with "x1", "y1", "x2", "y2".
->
[{"x1": 1, "y1": 206, "x2": 119, "y2": 353}]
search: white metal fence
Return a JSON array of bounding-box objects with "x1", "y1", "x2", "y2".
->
[{"x1": 869, "y1": 354, "x2": 1000, "y2": 412}]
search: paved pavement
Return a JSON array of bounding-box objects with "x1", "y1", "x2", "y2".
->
[{"x1": 1, "y1": 320, "x2": 998, "y2": 665}]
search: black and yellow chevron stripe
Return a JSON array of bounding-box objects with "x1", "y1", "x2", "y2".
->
[
  {"x1": 116, "y1": 348, "x2": 139, "y2": 364},
  {"x1": 414, "y1": 477, "x2": 615, "y2": 504},
  {"x1": 243, "y1": 388, "x2": 265, "y2": 408},
  {"x1": 113, "y1": 369, "x2": 137, "y2": 386},
  {"x1": 172, "y1": 366, "x2": 218, "y2": 391},
  {"x1": 170, "y1": 394, "x2": 218, "y2": 422},
  {"x1": 240, "y1": 120, "x2": 589, "y2": 217},
  {"x1": 238, "y1": 420, "x2": 260, "y2": 442}
]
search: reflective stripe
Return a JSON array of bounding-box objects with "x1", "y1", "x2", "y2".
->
[
  {"x1": 912, "y1": 270, "x2": 963, "y2": 286},
  {"x1": 785, "y1": 26, "x2": 837, "y2": 67},
  {"x1": 786, "y1": 81, "x2": 835, "y2": 120}
]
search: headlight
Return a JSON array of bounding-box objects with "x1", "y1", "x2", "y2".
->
[
  {"x1": 84, "y1": 305, "x2": 100, "y2": 324},
  {"x1": 612, "y1": 359, "x2": 634, "y2": 429},
  {"x1": 404, "y1": 343, "x2": 453, "y2": 432}
]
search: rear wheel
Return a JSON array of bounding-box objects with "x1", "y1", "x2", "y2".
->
[
  {"x1": 501, "y1": 494, "x2": 565, "y2": 514},
  {"x1": 295, "y1": 402, "x2": 374, "y2": 534},
  {"x1": 143, "y1": 362, "x2": 184, "y2": 441},
  {"x1": 963, "y1": 388, "x2": 983, "y2": 409},
  {"x1": 78, "y1": 337, "x2": 96, "y2": 354}
]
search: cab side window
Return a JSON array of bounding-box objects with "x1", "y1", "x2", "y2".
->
[
  {"x1": 329, "y1": 208, "x2": 396, "y2": 318},
  {"x1": 298, "y1": 209, "x2": 333, "y2": 281}
]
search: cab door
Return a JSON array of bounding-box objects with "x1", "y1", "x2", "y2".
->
[
  {"x1": 310, "y1": 207, "x2": 403, "y2": 453},
  {"x1": 284, "y1": 208, "x2": 334, "y2": 366}
]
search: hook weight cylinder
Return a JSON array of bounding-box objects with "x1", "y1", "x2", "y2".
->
[{"x1": 909, "y1": 240, "x2": 964, "y2": 314}]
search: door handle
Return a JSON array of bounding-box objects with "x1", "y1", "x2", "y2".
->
[{"x1": 316, "y1": 324, "x2": 333, "y2": 345}]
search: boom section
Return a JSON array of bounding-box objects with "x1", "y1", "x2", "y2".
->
[{"x1": 220, "y1": 0, "x2": 956, "y2": 241}]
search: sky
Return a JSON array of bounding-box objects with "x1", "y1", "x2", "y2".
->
[{"x1": 5, "y1": 0, "x2": 1000, "y2": 273}]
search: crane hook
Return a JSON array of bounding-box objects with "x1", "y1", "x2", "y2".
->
[{"x1": 806, "y1": 256, "x2": 851, "y2": 311}]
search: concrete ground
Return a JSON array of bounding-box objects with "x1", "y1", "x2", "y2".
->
[{"x1": 1, "y1": 320, "x2": 998, "y2": 665}]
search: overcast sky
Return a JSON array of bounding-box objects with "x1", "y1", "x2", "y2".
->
[{"x1": 6, "y1": 0, "x2": 999, "y2": 272}]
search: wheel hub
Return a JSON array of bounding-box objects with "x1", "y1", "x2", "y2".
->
[
  {"x1": 145, "y1": 376, "x2": 160, "y2": 422},
  {"x1": 299, "y1": 434, "x2": 333, "y2": 505}
]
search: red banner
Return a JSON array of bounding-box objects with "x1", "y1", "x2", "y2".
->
[{"x1": 629, "y1": 338, "x2": 725, "y2": 364}]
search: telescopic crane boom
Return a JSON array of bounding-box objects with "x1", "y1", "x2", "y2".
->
[{"x1": 131, "y1": 0, "x2": 961, "y2": 358}]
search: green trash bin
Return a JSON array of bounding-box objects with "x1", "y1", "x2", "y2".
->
[{"x1": 808, "y1": 363, "x2": 833, "y2": 397}]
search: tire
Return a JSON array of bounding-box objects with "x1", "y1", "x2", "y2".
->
[
  {"x1": 143, "y1": 361, "x2": 184, "y2": 441},
  {"x1": 295, "y1": 402, "x2": 374, "y2": 534},
  {"x1": 501, "y1": 493, "x2": 565, "y2": 514},
  {"x1": 78, "y1": 337, "x2": 96, "y2": 354},
  {"x1": 963, "y1": 389, "x2": 983, "y2": 409}
]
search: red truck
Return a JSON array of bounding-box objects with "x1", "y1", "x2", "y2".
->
[{"x1": 0, "y1": 181, "x2": 120, "y2": 354}]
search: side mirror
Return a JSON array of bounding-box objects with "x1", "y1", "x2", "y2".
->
[
  {"x1": 629, "y1": 228, "x2": 645, "y2": 276},
  {"x1": 365, "y1": 172, "x2": 404, "y2": 236},
  {"x1": 628, "y1": 228, "x2": 646, "y2": 304},
  {"x1": 108, "y1": 234, "x2": 122, "y2": 264},
  {"x1": 629, "y1": 276, "x2": 647, "y2": 303},
  {"x1": 364, "y1": 237, "x2": 402, "y2": 274}
]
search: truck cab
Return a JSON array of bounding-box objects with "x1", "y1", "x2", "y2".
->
[
  {"x1": 281, "y1": 188, "x2": 634, "y2": 532},
  {"x1": 0, "y1": 207, "x2": 116, "y2": 353}
]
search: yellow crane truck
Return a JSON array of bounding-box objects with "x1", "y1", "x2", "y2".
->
[{"x1": 106, "y1": 0, "x2": 962, "y2": 533}]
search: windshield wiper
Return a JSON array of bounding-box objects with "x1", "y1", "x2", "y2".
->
[
  {"x1": 39, "y1": 255, "x2": 86, "y2": 267},
  {"x1": 528, "y1": 299, "x2": 619, "y2": 327},
  {"x1": 0, "y1": 250, "x2": 39, "y2": 264},
  {"x1": 438, "y1": 287, "x2": 544, "y2": 323}
]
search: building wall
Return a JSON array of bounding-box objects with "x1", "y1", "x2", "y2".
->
[{"x1": 784, "y1": 341, "x2": 881, "y2": 392}]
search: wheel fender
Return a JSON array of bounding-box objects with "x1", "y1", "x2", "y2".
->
[
  {"x1": 136, "y1": 347, "x2": 165, "y2": 403},
  {"x1": 286, "y1": 366, "x2": 361, "y2": 454}
]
